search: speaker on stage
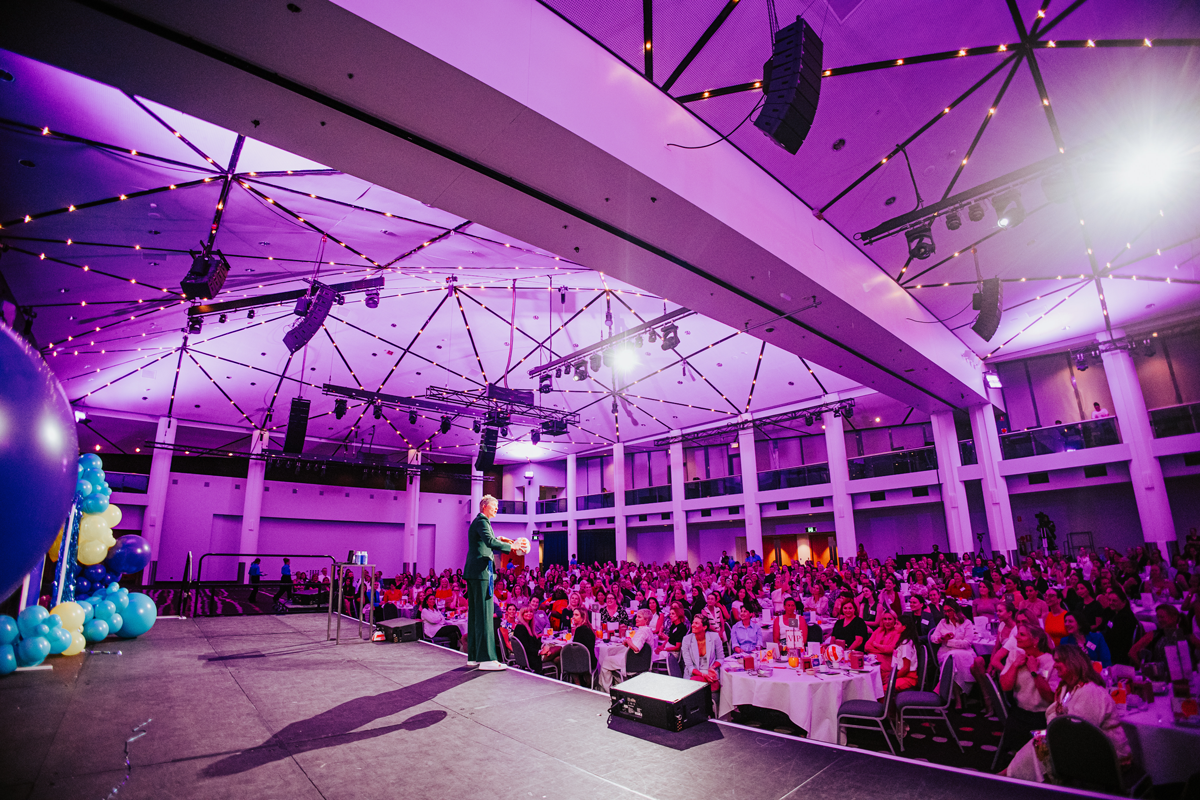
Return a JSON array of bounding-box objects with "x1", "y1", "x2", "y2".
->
[
  {"x1": 754, "y1": 17, "x2": 823, "y2": 155},
  {"x1": 972, "y1": 277, "x2": 1003, "y2": 341},
  {"x1": 608, "y1": 673, "x2": 712, "y2": 732},
  {"x1": 474, "y1": 426, "x2": 498, "y2": 471},
  {"x1": 283, "y1": 397, "x2": 310, "y2": 454}
]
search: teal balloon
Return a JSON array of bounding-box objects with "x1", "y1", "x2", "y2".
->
[
  {"x1": 78, "y1": 453, "x2": 102, "y2": 470},
  {"x1": 45, "y1": 614, "x2": 62, "y2": 630},
  {"x1": 0, "y1": 644, "x2": 15, "y2": 675},
  {"x1": 78, "y1": 600, "x2": 94, "y2": 623},
  {"x1": 115, "y1": 594, "x2": 156, "y2": 638},
  {"x1": 0, "y1": 615, "x2": 17, "y2": 645},
  {"x1": 77, "y1": 479, "x2": 94, "y2": 497},
  {"x1": 16, "y1": 636, "x2": 50, "y2": 667},
  {"x1": 17, "y1": 606, "x2": 48, "y2": 638},
  {"x1": 111, "y1": 593, "x2": 129, "y2": 613},
  {"x1": 83, "y1": 619, "x2": 109, "y2": 643},
  {"x1": 107, "y1": 612, "x2": 123, "y2": 634},
  {"x1": 80, "y1": 493, "x2": 108, "y2": 514},
  {"x1": 32, "y1": 623, "x2": 49, "y2": 638},
  {"x1": 106, "y1": 582, "x2": 121, "y2": 594},
  {"x1": 46, "y1": 626, "x2": 72, "y2": 654},
  {"x1": 92, "y1": 600, "x2": 116, "y2": 622},
  {"x1": 80, "y1": 468, "x2": 105, "y2": 486}
]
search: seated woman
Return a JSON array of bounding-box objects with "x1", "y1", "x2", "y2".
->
[
  {"x1": 1130, "y1": 603, "x2": 1200, "y2": 669},
  {"x1": 803, "y1": 584, "x2": 829, "y2": 617},
  {"x1": 865, "y1": 609, "x2": 903, "y2": 687},
  {"x1": 701, "y1": 592, "x2": 729, "y2": 640},
  {"x1": 558, "y1": 607, "x2": 597, "y2": 686},
  {"x1": 1003, "y1": 645, "x2": 1131, "y2": 782},
  {"x1": 930, "y1": 601, "x2": 978, "y2": 702},
  {"x1": 682, "y1": 614, "x2": 723, "y2": 694},
  {"x1": 645, "y1": 596, "x2": 664, "y2": 636},
  {"x1": 599, "y1": 593, "x2": 631, "y2": 637},
  {"x1": 892, "y1": 624, "x2": 920, "y2": 692},
  {"x1": 972, "y1": 581, "x2": 1000, "y2": 618},
  {"x1": 946, "y1": 573, "x2": 974, "y2": 602},
  {"x1": 877, "y1": 577, "x2": 904, "y2": 619},
  {"x1": 830, "y1": 599, "x2": 870, "y2": 651},
  {"x1": 1042, "y1": 588, "x2": 1068, "y2": 647},
  {"x1": 512, "y1": 605, "x2": 546, "y2": 673},
  {"x1": 858, "y1": 586, "x2": 879, "y2": 630},
  {"x1": 999, "y1": 623, "x2": 1057, "y2": 755},
  {"x1": 772, "y1": 597, "x2": 810, "y2": 654},
  {"x1": 421, "y1": 595, "x2": 459, "y2": 650},
  {"x1": 1059, "y1": 611, "x2": 1112, "y2": 668}
]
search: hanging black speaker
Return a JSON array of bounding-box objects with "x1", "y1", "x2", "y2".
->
[
  {"x1": 972, "y1": 278, "x2": 1003, "y2": 341},
  {"x1": 474, "y1": 427, "x2": 499, "y2": 471},
  {"x1": 283, "y1": 397, "x2": 310, "y2": 454},
  {"x1": 754, "y1": 17, "x2": 823, "y2": 155}
]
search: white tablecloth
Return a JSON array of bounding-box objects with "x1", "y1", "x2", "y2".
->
[
  {"x1": 1120, "y1": 695, "x2": 1200, "y2": 785},
  {"x1": 718, "y1": 662, "x2": 884, "y2": 742}
]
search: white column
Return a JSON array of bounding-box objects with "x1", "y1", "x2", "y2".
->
[
  {"x1": 237, "y1": 429, "x2": 269, "y2": 571},
  {"x1": 524, "y1": 471, "x2": 539, "y2": 568},
  {"x1": 566, "y1": 452, "x2": 578, "y2": 563},
  {"x1": 140, "y1": 416, "x2": 176, "y2": 583},
  {"x1": 970, "y1": 403, "x2": 1018, "y2": 557},
  {"x1": 669, "y1": 432, "x2": 688, "y2": 565},
  {"x1": 737, "y1": 423, "x2": 764, "y2": 560},
  {"x1": 822, "y1": 408, "x2": 857, "y2": 565},
  {"x1": 403, "y1": 448, "x2": 421, "y2": 572},
  {"x1": 1100, "y1": 334, "x2": 1175, "y2": 547},
  {"x1": 613, "y1": 441, "x2": 628, "y2": 563},
  {"x1": 470, "y1": 465, "x2": 483, "y2": 519},
  {"x1": 931, "y1": 410, "x2": 973, "y2": 555}
]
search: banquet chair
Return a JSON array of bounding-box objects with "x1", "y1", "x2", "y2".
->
[
  {"x1": 559, "y1": 642, "x2": 596, "y2": 689},
  {"x1": 895, "y1": 656, "x2": 963, "y2": 753},
  {"x1": 980, "y1": 673, "x2": 1012, "y2": 770},
  {"x1": 495, "y1": 628, "x2": 515, "y2": 667},
  {"x1": 1047, "y1": 715, "x2": 1150, "y2": 796},
  {"x1": 665, "y1": 653, "x2": 683, "y2": 678},
  {"x1": 915, "y1": 640, "x2": 931, "y2": 691},
  {"x1": 430, "y1": 624, "x2": 460, "y2": 651},
  {"x1": 624, "y1": 643, "x2": 653, "y2": 678},
  {"x1": 837, "y1": 666, "x2": 899, "y2": 755},
  {"x1": 509, "y1": 637, "x2": 559, "y2": 679}
]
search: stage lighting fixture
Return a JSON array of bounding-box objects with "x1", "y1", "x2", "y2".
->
[
  {"x1": 559, "y1": 288, "x2": 567, "y2": 305},
  {"x1": 992, "y1": 190, "x2": 1025, "y2": 228},
  {"x1": 985, "y1": 373, "x2": 1003, "y2": 389},
  {"x1": 634, "y1": 334, "x2": 643, "y2": 348},
  {"x1": 538, "y1": 374, "x2": 552, "y2": 394},
  {"x1": 555, "y1": 367, "x2": 562, "y2": 379},
  {"x1": 648, "y1": 327, "x2": 658, "y2": 343},
  {"x1": 602, "y1": 349, "x2": 613, "y2": 368},
  {"x1": 1074, "y1": 352, "x2": 1089, "y2": 372},
  {"x1": 1143, "y1": 339, "x2": 1156, "y2": 357},
  {"x1": 218, "y1": 313, "x2": 228, "y2": 324},
  {"x1": 247, "y1": 309, "x2": 255, "y2": 319},
  {"x1": 660, "y1": 323, "x2": 680, "y2": 350},
  {"x1": 334, "y1": 398, "x2": 348, "y2": 419},
  {"x1": 373, "y1": 402, "x2": 383, "y2": 420},
  {"x1": 842, "y1": 404, "x2": 854, "y2": 420},
  {"x1": 365, "y1": 288, "x2": 380, "y2": 309},
  {"x1": 905, "y1": 223, "x2": 936, "y2": 260},
  {"x1": 589, "y1": 353, "x2": 602, "y2": 372},
  {"x1": 967, "y1": 202, "x2": 985, "y2": 223},
  {"x1": 472, "y1": 419, "x2": 482, "y2": 433},
  {"x1": 611, "y1": 398, "x2": 618, "y2": 415},
  {"x1": 440, "y1": 415, "x2": 452, "y2": 434},
  {"x1": 187, "y1": 317, "x2": 203, "y2": 335},
  {"x1": 573, "y1": 362, "x2": 587, "y2": 381},
  {"x1": 408, "y1": 410, "x2": 418, "y2": 424},
  {"x1": 501, "y1": 426, "x2": 509, "y2": 437},
  {"x1": 804, "y1": 413, "x2": 815, "y2": 426},
  {"x1": 181, "y1": 248, "x2": 231, "y2": 300},
  {"x1": 946, "y1": 211, "x2": 962, "y2": 231},
  {"x1": 531, "y1": 430, "x2": 541, "y2": 445}
]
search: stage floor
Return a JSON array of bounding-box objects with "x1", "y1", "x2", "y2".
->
[{"x1": 0, "y1": 613, "x2": 1082, "y2": 800}]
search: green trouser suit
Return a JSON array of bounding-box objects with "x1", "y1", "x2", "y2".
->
[{"x1": 464, "y1": 512, "x2": 512, "y2": 663}]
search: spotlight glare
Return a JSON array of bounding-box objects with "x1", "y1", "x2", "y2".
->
[
  {"x1": 573, "y1": 362, "x2": 587, "y2": 381},
  {"x1": 992, "y1": 190, "x2": 1025, "y2": 229},
  {"x1": 612, "y1": 347, "x2": 638, "y2": 372}
]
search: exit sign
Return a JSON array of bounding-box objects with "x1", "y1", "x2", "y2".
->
[{"x1": 806, "y1": 526, "x2": 817, "y2": 533}]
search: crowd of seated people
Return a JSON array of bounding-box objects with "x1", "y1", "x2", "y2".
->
[{"x1": 332, "y1": 539, "x2": 1198, "y2": 782}]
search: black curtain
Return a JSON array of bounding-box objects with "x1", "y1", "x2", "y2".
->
[
  {"x1": 577, "y1": 530, "x2": 616, "y2": 566},
  {"x1": 542, "y1": 532, "x2": 568, "y2": 567}
]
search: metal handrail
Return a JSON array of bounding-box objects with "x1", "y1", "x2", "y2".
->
[{"x1": 191, "y1": 552, "x2": 338, "y2": 618}]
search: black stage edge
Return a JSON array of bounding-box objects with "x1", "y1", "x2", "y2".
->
[{"x1": 0, "y1": 614, "x2": 1113, "y2": 800}]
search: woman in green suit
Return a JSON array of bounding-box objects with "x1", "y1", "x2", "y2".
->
[{"x1": 465, "y1": 495, "x2": 527, "y2": 670}]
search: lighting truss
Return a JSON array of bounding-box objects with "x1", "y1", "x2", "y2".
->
[
  {"x1": 186, "y1": 276, "x2": 385, "y2": 319},
  {"x1": 653, "y1": 398, "x2": 856, "y2": 446},
  {"x1": 323, "y1": 383, "x2": 579, "y2": 427},
  {"x1": 139, "y1": 441, "x2": 430, "y2": 475},
  {"x1": 526, "y1": 307, "x2": 694, "y2": 378}
]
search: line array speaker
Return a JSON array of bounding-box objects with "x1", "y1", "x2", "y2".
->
[
  {"x1": 283, "y1": 397, "x2": 310, "y2": 454},
  {"x1": 754, "y1": 17, "x2": 823, "y2": 155},
  {"x1": 972, "y1": 277, "x2": 1003, "y2": 341},
  {"x1": 474, "y1": 426, "x2": 499, "y2": 471}
]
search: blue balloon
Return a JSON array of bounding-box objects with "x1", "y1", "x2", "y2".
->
[
  {"x1": 77, "y1": 479, "x2": 94, "y2": 498},
  {"x1": 106, "y1": 582, "x2": 121, "y2": 594},
  {"x1": 92, "y1": 600, "x2": 116, "y2": 622},
  {"x1": 0, "y1": 615, "x2": 17, "y2": 645},
  {"x1": 107, "y1": 612, "x2": 123, "y2": 634},
  {"x1": 44, "y1": 614, "x2": 62, "y2": 630},
  {"x1": 78, "y1": 453, "x2": 102, "y2": 471},
  {"x1": 0, "y1": 644, "x2": 15, "y2": 675},
  {"x1": 78, "y1": 600, "x2": 94, "y2": 623},
  {"x1": 79, "y1": 467, "x2": 105, "y2": 486},
  {"x1": 75, "y1": 578, "x2": 92, "y2": 595},
  {"x1": 84, "y1": 564, "x2": 107, "y2": 583},
  {"x1": 110, "y1": 592, "x2": 129, "y2": 613},
  {"x1": 16, "y1": 636, "x2": 50, "y2": 667},
  {"x1": 80, "y1": 493, "x2": 108, "y2": 514},
  {"x1": 46, "y1": 626, "x2": 72, "y2": 654},
  {"x1": 115, "y1": 593, "x2": 157, "y2": 638},
  {"x1": 0, "y1": 325, "x2": 79, "y2": 601},
  {"x1": 105, "y1": 535, "x2": 152, "y2": 575},
  {"x1": 82, "y1": 618, "x2": 109, "y2": 643},
  {"x1": 17, "y1": 606, "x2": 49, "y2": 639}
]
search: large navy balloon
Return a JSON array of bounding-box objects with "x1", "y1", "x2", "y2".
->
[
  {"x1": 0, "y1": 326, "x2": 78, "y2": 601},
  {"x1": 105, "y1": 535, "x2": 152, "y2": 575}
]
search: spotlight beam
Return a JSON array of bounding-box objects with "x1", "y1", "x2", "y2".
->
[{"x1": 526, "y1": 307, "x2": 693, "y2": 378}]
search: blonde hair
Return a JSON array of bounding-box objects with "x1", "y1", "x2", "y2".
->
[{"x1": 480, "y1": 495, "x2": 498, "y2": 512}]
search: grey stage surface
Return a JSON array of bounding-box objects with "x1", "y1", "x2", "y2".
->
[{"x1": 0, "y1": 614, "x2": 1080, "y2": 800}]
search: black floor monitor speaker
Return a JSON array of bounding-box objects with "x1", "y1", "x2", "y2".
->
[
  {"x1": 475, "y1": 426, "x2": 498, "y2": 471},
  {"x1": 608, "y1": 673, "x2": 712, "y2": 732},
  {"x1": 283, "y1": 397, "x2": 310, "y2": 454},
  {"x1": 755, "y1": 17, "x2": 823, "y2": 155},
  {"x1": 972, "y1": 277, "x2": 1003, "y2": 341},
  {"x1": 375, "y1": 617, "x2": 423, "y2": 643}
]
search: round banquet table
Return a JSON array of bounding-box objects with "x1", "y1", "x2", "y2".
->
[
  {"x1": 1120, "y1": 695, "x2": 1200, "y2": 785},
  {"x1": 718, "y1": 661, "x2": 884, "y2": 743}
]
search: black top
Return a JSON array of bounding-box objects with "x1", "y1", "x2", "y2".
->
[
  {"x1": 1102, "y1": 605, "x2": 1138, "y2": 666},
  {"x1": 513, "y1": 624, "x2": 544, "y2": 673},
  {"x1": 831, "y1": 616, "x2": 870, "y2": 650},
  {"x1": 666, "y1": 621, "x2": 689, "y2": 647},
  {"x1": 571, "y1": 625, "x2": 597, "y2": 671}
]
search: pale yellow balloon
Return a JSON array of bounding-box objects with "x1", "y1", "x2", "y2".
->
[
  {"x1": 78, "y1": 539, "x2": 108, "y2": 565},
  {"x1": 48, "y1": 525, "x2": 64, "y2": 562},
  {"x1": 62, "y1": 630, "x2": 86, "y2": 656},
  {"x1": 79, "y1": 515, "x2": 111, "y2": 541},
  {"x1": 99, "y1": 504, "x2": 122, "y2": 529},
  {"x1": 50, "y1": 601, "x2": 86, "y2": 632}
]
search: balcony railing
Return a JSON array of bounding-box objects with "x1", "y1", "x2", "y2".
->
[
  {"x1": 106, "y1": 471, "x2": 150, "y2": 493},
  {"x1": 999, "y1": 417, "x2": 1121, "y2": 459},
  {"x1": 1149, "y1": 403, "x2": 1200, "y2": 438},
  {"x1": 625, "y1": 485, "x2": 672, "y2": 506},
  {"x1": 576, "y1": 492, "x2": 616, "y2": 511},
  {"x1": 848, "y1": 446, "x2": 938, "y2": 479},
  {"x1": 536, "y1": 497, "x2": 567, "y2": 515},
  {"x1": 683, "y1": 475, "x2": 743, "y2": 499},
  {"x1": 757, "y1": 463, "x2": 830, "y2": 492},
  {"x1": 495, "y1": 500, "x2": 526, "y2": 515},
  {"x1": 959, "y1": 440, "x2": 978, "y2": 466}
]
